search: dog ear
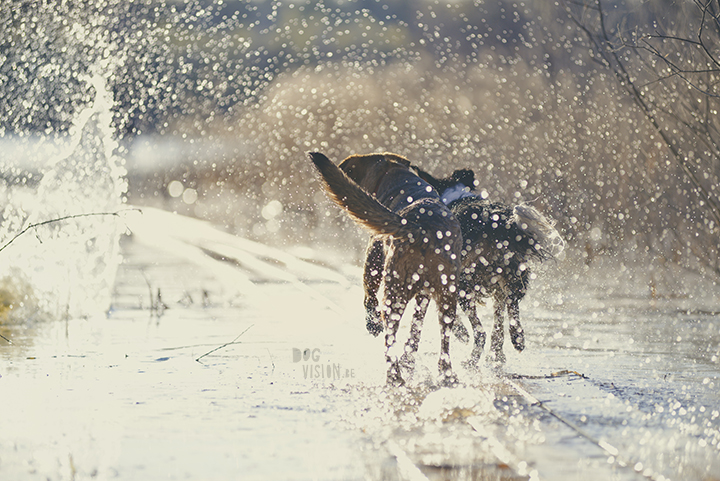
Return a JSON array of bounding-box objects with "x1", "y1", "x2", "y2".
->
[
  {"x1": 338, "y1": 152, "x2": 413, "y2": 194},
  {"x1": 451, "y1": 169, "x2": 475, "y2": 189},
  {"x1": 338, "y1": 154, "x2": 384, "y2": 185},
  {"x1": 383, "y1": 153, "x2": 411, "y2": 167},
  {"x1": 414, "y1": 167, "x2": 441, "y2": 189}
]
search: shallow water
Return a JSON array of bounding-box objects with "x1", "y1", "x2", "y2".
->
[
  {"x1": 1, "y1": 212, "x2": 718, "y2": 480},
  {"x1": 3, "y1": 1, "x2": 719, "y2": 477}
]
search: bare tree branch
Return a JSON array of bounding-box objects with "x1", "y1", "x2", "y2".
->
[
  {"x1": 564, "y1": 0, "x2": 720, "y2": 233},
  {"x1": 0, "y1": 209, "x2": 139, "y2": 254}
]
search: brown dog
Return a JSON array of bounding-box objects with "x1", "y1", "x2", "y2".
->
[{"x1": 309, "y1": 152, "x2": 462, "y2": 386}]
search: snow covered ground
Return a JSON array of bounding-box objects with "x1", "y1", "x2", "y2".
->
[{"x1": 1, "y1": 208, "x2": 719, "y2": 480}]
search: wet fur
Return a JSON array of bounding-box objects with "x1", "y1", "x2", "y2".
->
[
  {"x1": 309, "y1": 152, "x2": 463, "y2": 386},
  {"x1": 416, "y1": 167, "x2": 564, "y2": 364}
]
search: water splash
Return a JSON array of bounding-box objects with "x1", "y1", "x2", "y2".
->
[{"x1": 0, "y1": 70, "x2": 126, "y2": 321}]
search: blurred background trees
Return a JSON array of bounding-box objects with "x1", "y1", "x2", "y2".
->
[
  {"x1": 2, "y1": 0, "x2": 719, "y2": 283},
  {"x1": 564, "y1": 0, "x2": 720, "y2": 276}
]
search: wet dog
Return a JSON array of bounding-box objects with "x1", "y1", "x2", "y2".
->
[
  {"x1": 309, "y1": 152, "x2": 462, "y2": 386},
  {"x1": 417, "y1": 167, "x2": 564, "y2": 364}
]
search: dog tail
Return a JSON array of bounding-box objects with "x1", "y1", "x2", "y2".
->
[
  {"x1": 512, "y1": 204, "x2": 565, "y2": 259},
  {"x1": 309, "y1": 152, "x2": 414, "y2": 238}
]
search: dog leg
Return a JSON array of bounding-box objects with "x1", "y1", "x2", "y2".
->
[
  {"x1": 451, "y1": 297, "x2": 470, "y2": 344},
  {"x1": 453, "y1": 322, "x2": 470, "y2": 343},
  {"x1": 363, "y1": 238, "x2": 385, "y2": 336},
  {"x1": 437, "y1": 292, "x2": 459, "y2": 386},
  {"x1": 383, "y1": 288, "x2": 408, "y2": 387},
  {"x1": 399, "y1": 294, "x2": 429, "y2": 375},
  {"x1": 489, "y1": 295, "x2": 506, "y2": 363},
  {"x1": 460, "y1": 294, "x2": 486, "y2": 368},
  {"x1": 508, "y1": 298, "x2": 525, "y2": 352}
]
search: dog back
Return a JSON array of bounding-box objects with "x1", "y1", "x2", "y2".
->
[{"x1": 338, "y1": 153, "x2": 443, "y2": 213}]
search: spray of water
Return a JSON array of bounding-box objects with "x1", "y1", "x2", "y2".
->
[{"x1": 0, "y1": 68, "x2": 126, "y2": 321}]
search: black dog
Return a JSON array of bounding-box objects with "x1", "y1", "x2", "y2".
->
[{"x1": 417, "y1": 167, "x2": 564, "y2": 364}]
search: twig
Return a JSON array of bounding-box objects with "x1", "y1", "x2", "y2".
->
[
  {"x1": 0, "y1": 209, "x2": 140, "y2": 254},
  {"x1": 140, "y1": 270, "x2": 154, "y2": 311},
  {"x1": 160, "y1": 342, "x2": 224, "y2": 351},
  {"x1": 0, "y1": 333, "x2": 11, "y2": 344},
  {"x1": 267, "y1": 348, "x2": 275, "y2": 374},
  {"x1": 195, "y1": 324, "x2": 254, "y2": 363}
]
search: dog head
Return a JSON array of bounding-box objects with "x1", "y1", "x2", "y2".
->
[
  {"x1": 415, "y1": 167, "x2": 475, "y2": 194},
  {"x1": 338, "y1": 153, "x2": 412, "y2": 195}
]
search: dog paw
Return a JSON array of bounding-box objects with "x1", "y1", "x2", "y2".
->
[
  {"x1": 461, "y1": 358, "x2": 478, "y2": 371},
  {"x1": 462, "y1": 350, "x2": 483, "y2": 370},
  {"x1": 399, "y1": 352, "x2": 416, "y2": 371},
  {"x1": 386, "y1": 367, "x2": 406, "y2": 387},
  {"x1": 439, "y1": 371, "x2": 459, "y2": 387},
  {"x1": 452, "y1": 321, "x2": 470, "y2": 344},
  {"x1": 366, "y1": 318, "x2": 383, "y2": 337},
  {"x1": 398, "y1": 353, "x2": 416, "y2": 382},
  {"x1": 488, "y1": 350, "x2": 506, "y2": 364}
]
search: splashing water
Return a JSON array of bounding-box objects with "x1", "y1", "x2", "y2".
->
[{"x1": 0, "y1": 70, "x2": 126, "y2": 321}]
